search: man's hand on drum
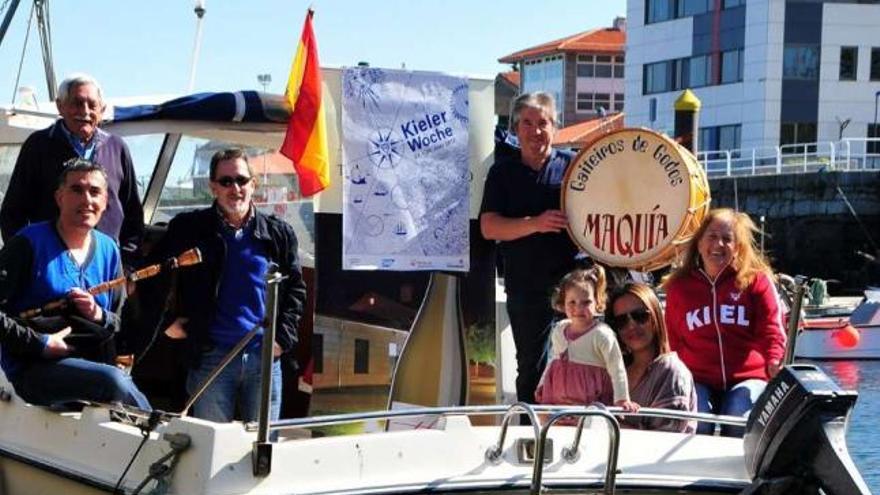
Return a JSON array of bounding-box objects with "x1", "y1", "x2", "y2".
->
[
  {"x1": 68, "y1": 288, "x2": 104, "y2": 323},
  {"x1": 530, "y1": 209, "x2": 568, "y2": 233}
]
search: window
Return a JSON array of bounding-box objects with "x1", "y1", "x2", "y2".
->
[
  {"x1": 678, "y1": 0, "x2": 709, "y2": 17},
  {"x1": 718, "y1": 125, "x2": 741, "y2": 151},
  {"x1": 644, "y1": 61, "x2": 672, "y2": 94},
  {"x1": 721, "y1": 49, "x2": 743, "y2": 84},
  {"x1": 689, "y1": 55, "x2": 711, "y2": 87},
  {"x1": 576, "y1": 92, "x2": 611, "y2": 112},
  {"x1": 723, "y1": 0, "x2": 744, "y2": 7},
  {"x1": 871, "y1": 48, "x2": 880, "y2": 80},
  {"x1": 577, "y1": 57, "x2": 594, "y2": 77},
  {"x1": 840, "y1": 46, "x2": 858, "y2": 81},
  {"x1": 595, "y1": 55, "x2": 613, "y2": 78},
  {"x1": 780, "y1": 122, "x2": 817, "y2": 146},
  {"x1": 577, "y1": 54, "x2": 624, "y2": 79},
  {"x1": 354, "y1": 338, "x2": 370, "y2": 374},
  {"x1": 783, "y1": 45, "x2": 820, "y2": 80},
  {"x1": 613, "y1": 93, "x2": 625, "y2": 112},
  {"x1": 313, "y1": 333, "x2": 324, "y2": 373},
  {"x1": 647, "y1": 0, "x2": 710, "y2": 23},
  {"x1": 647, "y1": 0, "x2": 674, "y2": 23},
  {"x1": 699, "y1": 124, "x2": 741, "y2": 151}
]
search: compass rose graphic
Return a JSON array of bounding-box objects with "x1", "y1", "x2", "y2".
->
[{"x1": 368, "y1": 128, "x2": 403, "y2": 169}]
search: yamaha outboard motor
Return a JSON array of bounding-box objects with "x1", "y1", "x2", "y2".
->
[{"x1": 742, "y1": 364, "x2": 870, "y2": 495}]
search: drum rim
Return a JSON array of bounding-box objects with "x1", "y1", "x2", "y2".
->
[{"x1": 560, "y1": 127, "x2": 711, "y2": 271}]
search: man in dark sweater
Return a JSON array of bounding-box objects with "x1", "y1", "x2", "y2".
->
[
  {"x1": 149, "y1": 148, "x2": 306, "y2": 423},
  {"x1": 0, "y1": 73, "x2": 143, "y2": 264}
]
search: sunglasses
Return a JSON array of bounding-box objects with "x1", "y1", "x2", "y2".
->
[
  {"x1": 213, "y1": 175, "x2": 253, "y2": 188},
  {"x1": 610, "y1": 308, "x2": 651, "y2": 329}
]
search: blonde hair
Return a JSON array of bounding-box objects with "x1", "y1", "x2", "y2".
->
[
  {"x1": 665, "y1": 208, "x2": 774, "y2": 291},
  {"x1": 607, "y1": 283, "x2": 670, "y2": 360},
  {"x1": 551, "y1": 265, "x2": 608, "y2": 313}
]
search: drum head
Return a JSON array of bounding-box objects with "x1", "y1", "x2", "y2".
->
[{"x1": 562, "y1": 128, "x2": 705, "y2": 270}]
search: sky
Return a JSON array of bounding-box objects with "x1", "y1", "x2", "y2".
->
[{"x1": 0, "y1": 0, "x2": 625, "y2": 103}]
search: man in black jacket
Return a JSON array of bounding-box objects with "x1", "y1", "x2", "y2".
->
[{"x1": 149, "y1": 148, "x2": 306, "y2": 423}]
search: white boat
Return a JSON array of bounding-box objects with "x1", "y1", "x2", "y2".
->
[
  {"x1": 0, "y1": 79, "x2": 871, "y2": 494},
  {"x1": 795, "y1": 295, "x2": 880, "y2": 360},
  {"x1": 0, "y1": 361, "x2": 870, "y2": 494}
]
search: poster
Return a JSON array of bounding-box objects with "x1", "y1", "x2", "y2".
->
[{"x1": 341, "y1": 67, "x2": 469, "y2": 271}]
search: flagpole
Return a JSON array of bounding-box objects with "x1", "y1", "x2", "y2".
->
[{"x1": 187, "y1": 0, "x2": 207, "y2": 93}]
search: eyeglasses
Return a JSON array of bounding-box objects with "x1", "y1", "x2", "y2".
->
[
  {"x1": 610, "y1": 308, "x2": 651, "y2": 329},
  {"x1": 213, "y1": 175, "x2": 253, "y2": 188}
]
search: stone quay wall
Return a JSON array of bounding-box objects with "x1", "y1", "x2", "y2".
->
[{"x1": 708, "y1": 171, "x2": 880, "y2": 293}]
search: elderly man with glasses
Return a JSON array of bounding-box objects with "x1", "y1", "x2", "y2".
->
[
  {"x1": 0, "y1": 73, "x2": 144, "y2": 265},
  {"x1": 146, "y1": 148, "x2": 306, "y2": 423}
]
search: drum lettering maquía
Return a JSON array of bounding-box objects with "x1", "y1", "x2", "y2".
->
[{"x1": 561, "y1": 128, "x2": 710, "y2": 272}]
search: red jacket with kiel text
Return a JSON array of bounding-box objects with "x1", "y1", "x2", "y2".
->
[{"x1": 664, "y1": 267, "x2": 786, "y2": 391}]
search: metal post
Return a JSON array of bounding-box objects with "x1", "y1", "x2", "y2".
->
[
  {"x1": 760, "y1": 215, "x2": 765, "y2": 255},
  {"x1": 783, "y1": 281, "x2": 808, "y2": 365},
  {"x1": 873, "y1": 91, "x2": 880, "y2": 164},
  {"x1": 874, "y1": 91, "x2": 880, "y2": 138},
  {"x1": 253, "y1": 264, "x2": 283, "y2": 477},
  {"x1": 0, "y1": 0, "x2": 22, "y2": 48},
  {"x1": 33, "y1": 0, "x2": 55, "y2": 100}
]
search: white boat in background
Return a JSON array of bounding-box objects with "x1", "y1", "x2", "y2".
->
[{"x1": 795, "y1": 294, "x2": 880, "y2": 360}]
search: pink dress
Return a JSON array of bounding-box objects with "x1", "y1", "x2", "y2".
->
[{"x1": 535, "y1": 320, "x2": 627, "y2": 406}]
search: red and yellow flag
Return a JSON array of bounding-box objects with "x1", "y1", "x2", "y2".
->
[{"x1": 280, "y1": 9, "x2": 329, "y2": 197}]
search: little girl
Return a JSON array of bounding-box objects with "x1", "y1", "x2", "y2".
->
[{"x1": 535, "y1": 266, "x2": 639, "y2": 411}]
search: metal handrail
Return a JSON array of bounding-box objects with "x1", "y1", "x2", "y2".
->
[
  {"x1": 484, "y1": 402, "x2": 541, "y2": 463},
  {"x1": 530, "y1": 409, "x2": 620, "y2": 495},
  {"x1": 252, "y1": 405, "x2": 746, "y2": 431}
]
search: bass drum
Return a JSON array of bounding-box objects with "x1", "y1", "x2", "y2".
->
[{"x1": 561, "y1": 128, "x2": 710, "y2": 272}]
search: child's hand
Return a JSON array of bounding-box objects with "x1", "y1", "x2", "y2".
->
[{"x1": 614, "y1": 399, "x2": 640, "y2": 412}]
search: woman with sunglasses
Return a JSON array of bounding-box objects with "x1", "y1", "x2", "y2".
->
[
  {"x1": 663, "y1": 208, "x2": 785, "y2": 437},
  {"x1": 608, "y1": 283, "x2": 697, "y2": 433}
]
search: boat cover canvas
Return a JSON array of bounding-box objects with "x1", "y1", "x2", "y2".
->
[{"x1": 111, "y1": 91, "x2": 290, "y2": 124}]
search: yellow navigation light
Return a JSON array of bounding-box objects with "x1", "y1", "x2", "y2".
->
[{"x1": 674, "y1": 89, "x2": 702, "y2": 112}]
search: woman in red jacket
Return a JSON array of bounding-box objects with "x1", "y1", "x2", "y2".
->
[{"x1": 663, "y1": 208, "x2": 785, "y2": 436}]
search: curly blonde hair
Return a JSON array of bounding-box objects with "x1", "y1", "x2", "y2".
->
[{"x1": 551, "y1": 265, "x2": 608, "y2": 313}]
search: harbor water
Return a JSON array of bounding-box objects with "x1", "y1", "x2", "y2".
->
[{"x1": 812, "y1": 360, "x2": 880, "y2": 492}]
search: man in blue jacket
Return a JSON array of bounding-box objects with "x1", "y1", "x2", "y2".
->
[
  {"x1": 0, "y1": 159, "x2": 150, "y2": 409},
  {"x1": 150, "y1": 148, "x2": 306, "y2": 423}
]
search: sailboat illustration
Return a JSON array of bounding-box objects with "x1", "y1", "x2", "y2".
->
[{"x1": 350, "y1": 164, "x2": 367, "y2": 184}]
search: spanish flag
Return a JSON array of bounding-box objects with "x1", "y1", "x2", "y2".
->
[{"x1": 280, "y1": 9, "x2": 329, "y2": 197}]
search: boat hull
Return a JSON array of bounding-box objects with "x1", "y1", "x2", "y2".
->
[{"x1": 794, "y1": 325, "x2": 880, "y2": 359}]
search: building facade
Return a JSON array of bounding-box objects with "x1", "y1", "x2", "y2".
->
[
  {"x1": 498, "y1": 18, "x2": 627, "y2": 127},
  {"x1": 625, "y1": 0, "x2": 880, "y2": 152}
]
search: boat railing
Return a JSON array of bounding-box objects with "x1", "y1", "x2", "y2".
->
[
  {"x1": 531, "y1": 408, "x2": 620, "y2": 495},
  {"x1": 243, "y1": 403, "x2": 744, "y2": 495},
  {"x1": 255, "y1": 404, "x2": 745, "y2": 431}
]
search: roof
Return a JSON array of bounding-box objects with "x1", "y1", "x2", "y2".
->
[
  {"x1": 553, "y1": 113, "x2": 625, "y2": 148},
  {"x1": 498, "y1": 71, "x2": 520, "y2": 88},
  {"x1": 498, "y1": 28, "x2": 625, "y2": 63}
]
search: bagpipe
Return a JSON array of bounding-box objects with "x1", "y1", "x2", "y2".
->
[{"x1": 18, "y1": 248, "x2": 202, "y2": 364}]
